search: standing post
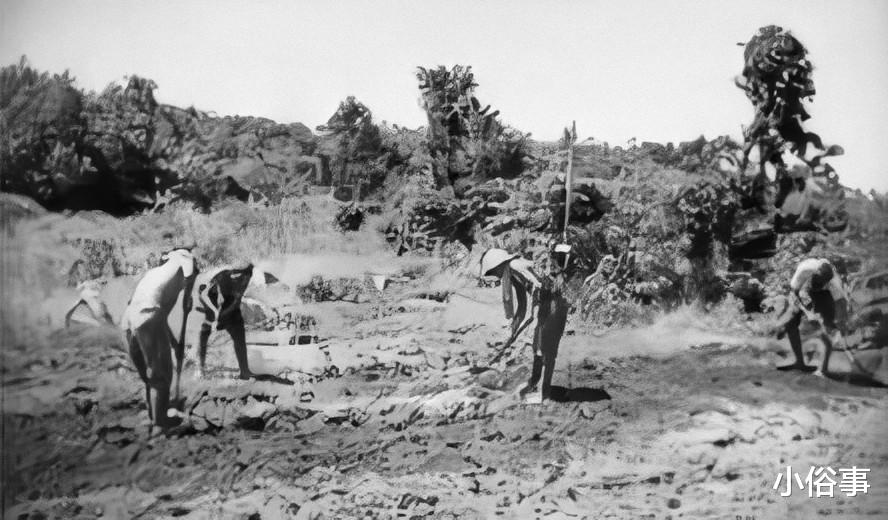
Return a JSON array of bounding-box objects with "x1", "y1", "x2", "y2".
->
[
  {"x1": 559, "y1": 122, "x2": 577, "y2": 270},
  {"x1": 370, "y1": 274, "x2": 388, "y2": 319},
  {"x1": 562, "y1": 121, "x2": 577, "y2": 243}
]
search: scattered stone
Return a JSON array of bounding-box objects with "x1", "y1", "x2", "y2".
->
[
  {"x1": 481, "y1": 431, "x2": 505, "y2": 442},
  {"x1": 293, "y1": 501, "x2": 322, "y2": 520},
  {"x1": 188, "y1": 415, "x2": 214, "y2": 433},
  {"x1": 73, "y1": 397, "x2": 97, "y2": 416},
  {"x1": 236, "y1": 399, "x2": 278, "y2": 431},
  {"x1": 397, "y1": 493, "x2": 439, "y2": 509}
]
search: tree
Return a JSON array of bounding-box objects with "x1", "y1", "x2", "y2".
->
[
  {"x1": 0, "y1": 56, "x2": 88, "y2": 207},
  {"x1": 736, "y1": 25, "x2": 847, "y2": 231},
  {"x1": 415, "y1": 65, "x2": 527, "y2": 194},
  {"x1": 316, "y1": 96, "x2": 382, "y2": 195}
]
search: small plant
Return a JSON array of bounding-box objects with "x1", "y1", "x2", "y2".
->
[{"x1": 335, "y1": 203, "x2": 365, "y2": 232}]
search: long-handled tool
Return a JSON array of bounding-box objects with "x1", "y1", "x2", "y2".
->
[
  {"x1": 175, "y1": 306, "x2": 190, "y2": 400},
  {"x1": 489, "y1": 316, "x2": 535, "y2": 365},
  {"x1": 816, "y1": 320, "x2": 870, "y2": 376},
  {"x1": 796, "y1": 296, "x2": 869, "y2": 375}
]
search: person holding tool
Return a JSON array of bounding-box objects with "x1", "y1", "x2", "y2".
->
[
  {"x1": 65, "y1": 279, "x2": 114, "y2": 328},
  {"x1": 121, "y1": 247, "x2": 197, "y2": 428},
  {"x1": 195, "y1": 263, "x2": 255, "y2": 380},
  {"x1": 479, "y1": 120, "x2": 575, "y2": 402},
  {"x1": 480, "y1": 244, "x2": 571, "y2": 403},
  {"x1": 774, "y1": 257, "x2": 861, "y2": 376}
]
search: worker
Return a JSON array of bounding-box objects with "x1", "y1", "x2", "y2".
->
[
  {"x1": 65, "y1": 279, "x2": 114, "y2": 328},
  {"x1": 195, "y1": 263, "x2": 255, "y2": 380},
  {"x1": 480, "y1": 244, "x2": 570, "y2": 402},
  {"x1": 121, "y1": 248, "x2": 198, "y2": 428},
  {"x1": 775, "y1": 258, "x2": 849, "y2": 374}
]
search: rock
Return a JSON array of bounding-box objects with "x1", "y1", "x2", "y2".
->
[
  {"x1": 188, "y1": 415, "x2": 216, "y2": 433},
  {"x1": 293, "y1": 501, "x2": 323, "y2": 520},
  {"x1": 397, "y1": 493, "x2": 439, "y2": 509},
  {"x1": 477, "y1": 369, "x2": 505, "y2": 390},
  {"x1": 395, "y1": 298, "x2": 447, "y2": 313},
  {"x1": 667, "y1": 498, "x2": 681, "y2": 509},
  {"x1": 192, "y1": 400, "x2": 230, "y2": 428},
  {"x1": 240, "y1": 298, "x2": 277, "y2": 327},
  {"x1": 236, "y1": 399, "x2": 278, "y2": 431},
  {"x1": 72, "y1": 397, "x2": 97, "y2": 416}
]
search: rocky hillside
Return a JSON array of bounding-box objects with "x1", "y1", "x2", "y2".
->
[{"x1": 1, "y1": 58, "x2": 326, "y2": 213}]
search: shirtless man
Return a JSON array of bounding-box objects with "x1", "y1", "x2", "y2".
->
[
  {"x1": 195, "y1": 263, "x2": 254, "y2": 380},
  {"x1": 121, "y1": 248, "x2": 197, "y2": 427},
  {"x1": 775, "y1": 257, "x2": 849, "y2": 374},
  {"x1": 480, "y1": 245, "x2": 570, "y2": 402}
]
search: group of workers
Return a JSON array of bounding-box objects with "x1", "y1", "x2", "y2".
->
[
  {"x1": 65, "y1": 239, "x2": 854, "y2": 428},
  {"x1": 482, "y1": 247, "x2": 855, "y2": 395},
  {"x1": 66, "y1": 249, "x2": 259, "y2": 427}
]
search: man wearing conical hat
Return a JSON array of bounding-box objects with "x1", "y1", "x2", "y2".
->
[{"x1": 480, "y1": 245, "x2": 570, "y2": 402}]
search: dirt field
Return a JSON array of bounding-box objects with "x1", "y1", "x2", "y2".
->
[{"x1": 3, "y1": 254, "x2": 887, "y2": 520}]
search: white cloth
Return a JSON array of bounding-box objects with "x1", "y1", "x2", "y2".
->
[
  {"x1": 508, "y1": 258, "x2": 542, "y2": 290},
  {"x1": 790, "y1": 258, "x2": 846, "y2": 302},
  {"x1": 122, "y1": 253, "x2": 195, "y2": 330}
]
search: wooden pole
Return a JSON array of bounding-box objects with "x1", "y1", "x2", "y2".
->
[{"x1": 563, "y1": 121, "x2": 575, "y2": 243}]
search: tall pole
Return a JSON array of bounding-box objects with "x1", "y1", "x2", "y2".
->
[{"x1": 563, "y1": 121, "x2": 575, "y2": 243}]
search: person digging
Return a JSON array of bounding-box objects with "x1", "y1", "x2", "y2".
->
[
  {"x1": 65, "y1": 279, "x2": 114, "y2": 328},
  {"x1": 775, "y1": 258, "x2": 855, "y2": 375},
  {"x1": 480, "y1": 245, "x2": 570, "y2": 403},
  {"x1": 196, "y1": 263, "x2": 256, "y2": 380},
  {"x1": 121, "y1": 248, "x2": 198, "y2": 429}
]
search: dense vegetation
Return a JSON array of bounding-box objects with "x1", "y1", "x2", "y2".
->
[{"x1": 2, "y1": 26, "x2": 887, "y2": 323}]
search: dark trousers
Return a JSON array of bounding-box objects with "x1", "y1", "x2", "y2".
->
[
  {"x1": 527, "y1": 290, "x2": 569, "y2": 399},
  {"x1": 199, "y1": 311, "x2": 250, "y2": 376},
  {"x1": 783, "y1": 289, "x2": 837, "y2": 368}
]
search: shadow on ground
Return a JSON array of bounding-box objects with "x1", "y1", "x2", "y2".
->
[
  {"x1": 251, "y1": 373, "x2": 295, "y2": 385},
  {"x1": 826, "y1": 372, "x2": 888, "y2": 388},
  {"x1": 548, "y1": 385, "x2": 612, "y2": 403}
]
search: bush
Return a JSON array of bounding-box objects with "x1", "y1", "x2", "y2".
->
[{"x1": 335, "y1": 204, "x2": 365, "y2": 231}]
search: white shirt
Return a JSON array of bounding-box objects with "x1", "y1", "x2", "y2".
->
[
  {"x1": 122, "y1": 251, "x2": 196, "y2": 329},
  {"x1": 790, "y1": 258, "x2": 846, "y2": 301}
]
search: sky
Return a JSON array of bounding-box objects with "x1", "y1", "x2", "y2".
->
[{"x1": 2, "y1": 0, "x2": 887, "y2": 191}]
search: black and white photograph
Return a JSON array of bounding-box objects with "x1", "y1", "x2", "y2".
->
[{"x1": 1, "y1": 1, "x2": 887, "y2": 518}]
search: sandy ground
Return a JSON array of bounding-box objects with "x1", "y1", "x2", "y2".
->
[{"x1": 3, "y1": 258, "x2": 888, "y2": 519}]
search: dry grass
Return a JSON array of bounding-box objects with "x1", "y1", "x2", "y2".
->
[{"x1": 0, "y1": 196, "x2": 391, "y2": 345}]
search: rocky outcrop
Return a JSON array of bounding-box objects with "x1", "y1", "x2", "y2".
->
[{"x1": 1, "y1": 60, "x2": 326, "y2": 213}]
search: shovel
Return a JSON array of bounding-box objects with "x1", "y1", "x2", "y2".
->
[
  {"x1": 490, "y1": 316, "x2": 535, "y2": 365},
  {"x1": 798, "y1": 300, "x2": 869, "y2": 376}
]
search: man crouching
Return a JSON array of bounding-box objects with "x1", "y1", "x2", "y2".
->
[
  {"x1": 775, "y1": 257, "x2": 849, "y2": 375},
  {"x1": 195, "y1": 263, "x2": 254, "y2": 380}
]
